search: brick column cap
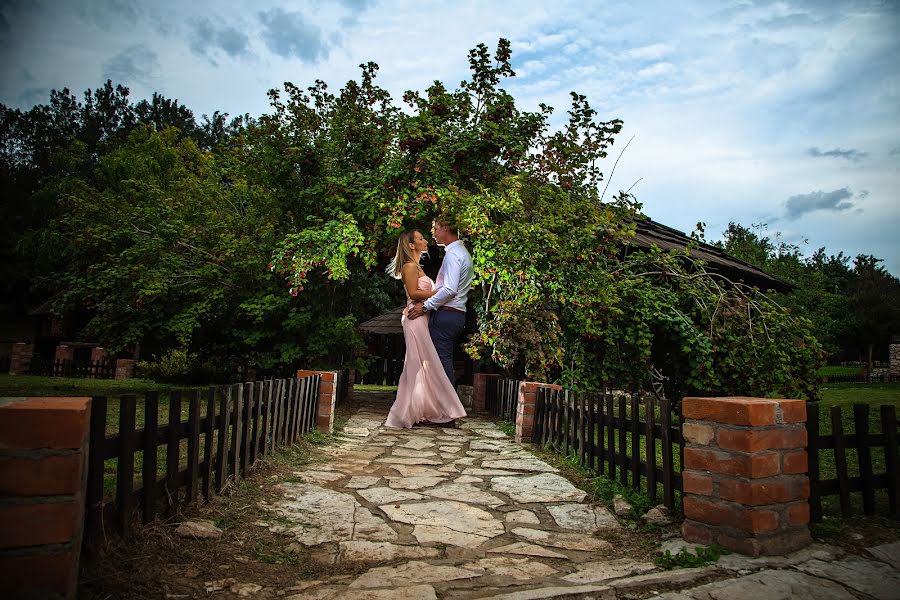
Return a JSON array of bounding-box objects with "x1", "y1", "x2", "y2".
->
[
  {"x1": 682, "y1": 396, "x2": 806, "y2": 426},
  {"x1": 0, "y1": 397, "x2": 90, "y2": 449}
]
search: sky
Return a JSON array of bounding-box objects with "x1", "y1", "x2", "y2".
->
[{"x1": 2, "y1": 0, "x2": 899, "y2": 274}]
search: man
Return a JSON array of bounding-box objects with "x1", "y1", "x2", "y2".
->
[{"x1": 407, "y1": 217, "x2": 473, "y2": 389}]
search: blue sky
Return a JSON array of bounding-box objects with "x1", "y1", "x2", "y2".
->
[{"x1": 2, "y1": 0, "x2": 899, "y2": 274}]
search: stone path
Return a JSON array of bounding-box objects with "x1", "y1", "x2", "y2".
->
[{"x1": 253, "y1": 402, "x2": 900, "y2": 600}]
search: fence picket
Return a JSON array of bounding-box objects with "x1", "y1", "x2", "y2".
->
[
  {"x1": 806, "y1": 402, "x2": 822, "y2": 522},
  {"x1": 618, "y1": 395, "x2": 628, "y2": 486},
  {"x1": 854, "y1": 404, "x2": 875, "y2": 515},
  {"x1": 240, "y1": 382, "x2": 253, "y2": 475},
  {"x1": 203, "y1": 386, "x2": 215, "y2": 502},
  {"x1": 231, "y1": 384, "x2": 243, "y2": 481},
  {"x1": 186, "y1": 390, "x2": 201, "y2": 504},
  {"x1": 660, "y1": 397, "x2": 674, "y2": 510},
  {"x1": 251, "y1": 381, "x2": 262, "y2": 464},
  {"x1": 606, "y1": 394, "x2": 615, "y2": 480},
  {"x1": 630, "y1": 393, "x2": 640, "y2": 490},
  {"x1": 645, "y1": 395, "x2": 657, "y2": 503},
  {"x1": 165, "y1": 391, "x2": 181, "y2": 519},
  {"x1": 85, "y1": 396, "x2": 107, "y2": 550},
  {"x1": 216, "y1": 386, "x2": 231, "y2": 492},
  {"x1": 830, "y1": 406, "x2": 852, "y2": 517},
  {"x1": 142, "y1": 392, "x2": 159, "y2": 523},
  {"x1": 116, "y1": 394, "x2": 136, "y2": 535},
  {"x1": 882, "y1": 405, "x2": 899, "y2": 516}
]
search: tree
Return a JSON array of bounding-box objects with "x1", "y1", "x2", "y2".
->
[{"x1": 268, "y1": 40, "x2": 823, "y2": 399}]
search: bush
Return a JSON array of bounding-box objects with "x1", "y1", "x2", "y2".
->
[{"x1": 136, "y1": 349, "x2": 196, "y2": 383}]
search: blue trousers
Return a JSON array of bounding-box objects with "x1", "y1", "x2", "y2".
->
[{"x1": 429, "y1": 309, "x2": 466, "y2": 387}]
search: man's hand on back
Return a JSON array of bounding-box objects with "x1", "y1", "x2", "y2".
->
[{"x1": 407, "y1": 302, "x2": 425, "y2": 320}]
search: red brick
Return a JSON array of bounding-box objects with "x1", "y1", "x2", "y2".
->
[
  {"x1": 517, "y1": 403, "x2": 537, "y2": 416},
  {"x1": 682, "y1": 422, "x2": 715, "y2": 445},
  {"x1": 0, "y1": 502, "x2": 79, "y2": 549},
  {"x1": 716, "y1": 427, "x2": 807, "y2": 452},
  {"x1": 718, "y1": 476, "x2": 809, "y2": 506},
  {"x1": 683, "y1": 495, "x2": 779, "y2": 534},
  {"x1": 0, "y1": 397, "x2": 90, "y2": 450},
  {"x1": 716, "y1": 528, "x2": 812, "y2": 557},
  {"x1": 684, "y1": 447, "x2": 780, "y2": 478},
  {"x1": 296, "y1": 370, "x2": 336, "y2": 383},
  {"x1": 783, "y1": 450, "x2": 808, "y2": 474},
  {"x1": 682, "y1": 471, "x2": 714, "y2": 496},
  {"x1": 787, "y1": 501, "x2": 810, "y2": 525},
  {"x1": 0, "y1": 550, "x2": 75, "y2": 596},
  {"x1": 0, "y1": 454, "x2": 84, "y2": 496},
  {"x1": 777, "y1": 399, "x2": 807, "y2": 423},
  {"x1": 682, "y1": 397, "x2": 778, "y2": 426},
  {"x1": 682, "y1": 519, "x2": 714, "y2": 544}
]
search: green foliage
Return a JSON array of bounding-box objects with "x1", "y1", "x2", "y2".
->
[
  {"x1": 496, "y1": 420, "x2": 516, "y2": 437},
  {"x1": 8, "y1": 42, "x2": 825, "y2": 396},
  {"x1": 655, "y1": 544, "x2": 729, "y2": 569},
  {"x1": 136, "y1": 349, "x2": 195, "y2": 382},
  {"x1": 559, "y1": 453, "x2": 653, "y2": 518},
  {"x1": 719, "y1": 222, "x2": 900, "y2": 366}
]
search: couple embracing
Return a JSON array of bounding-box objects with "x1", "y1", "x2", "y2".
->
[{"x1": 384, "y1": 217, "x2": 472, "y2": 428}]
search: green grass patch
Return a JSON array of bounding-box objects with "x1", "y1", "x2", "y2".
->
[
  {"x1": 496, "y1": 420, "x2": 516, "y2": 437},
  {"x1": 818, "y1": 366, "x2": 864, "y2": 377},
  {"x1": 0, "y1": 374, "x2": 185, "y2": 398},
  {"x1": 354, "y1": 384, "x2": 398, "y2": 392},
  {"x1": 656, "y1": 544, "x2": 729, "y2": 569}
]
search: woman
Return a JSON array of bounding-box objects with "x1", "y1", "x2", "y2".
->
[{"x1": 384, "y1": 229, "x2": 467, "y2": 428}]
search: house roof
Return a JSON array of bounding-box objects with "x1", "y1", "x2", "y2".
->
[
  {"x1": 629, "y1": 218, "x2": 791, "y2": 292},
  {"x1": 359, "y1": 217, "x2": 790, "y2": 335},
  {"x1": 359, "y1": 305, "x2": 406, "y2": 335}
]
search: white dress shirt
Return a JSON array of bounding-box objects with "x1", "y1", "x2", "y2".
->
[{"x1": 424, "y1": 240, "x2": 473, "y2": 312}]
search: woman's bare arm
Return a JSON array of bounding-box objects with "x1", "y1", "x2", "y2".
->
[{"x1": 402, "y1": 263, "x2": 437, "y2": 301}]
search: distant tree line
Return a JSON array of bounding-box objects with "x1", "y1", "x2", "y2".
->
[{"x1": 717, "y1": 223, "x2": 900, "y2": 371}]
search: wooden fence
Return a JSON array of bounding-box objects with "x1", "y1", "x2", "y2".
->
[
  {"x1": 363, "y1": 335, "x2": 405, "y2": 386},
  {"x1": 807, "y1": 401, "x2": 899, "y2": 521},
  {"x1": 84, "y1": 375, "x2": 321, "y2": 547},
  {"x1": 27, "y1": 357, "x2": 115, "y2": 379},
  {"x1": 0, "y1": 355, "x2": 9, "y2": 374},
  {"x1": 533, "y1": 387, "x2": 684, "y2": 511},
  {"x1": 484, "y1": 378, "x2": 522, "y2": 424}
]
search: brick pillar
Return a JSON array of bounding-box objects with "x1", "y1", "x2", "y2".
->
[
  {"x1": 54, "y1": 344, "x2": 74, "y2": 364},
  {"x1": 90, "y1": 347, "x2": 107, "y2": 363},
  {"x1": 472, "y1": 373, "x2": 500, "y2": 414},
  {"x1": 8, "y1": 343, "x2": 33, "y2": 375},
  {"x1": 114, "y1": 359, "x2": 135, "y2": 380},
  {"x1": 297, "y1": 370, "x2": 337, "y2": 434},
  {"x1": 515, "y1": 381, "x2": 562, "y2": 444},
  {"x1": 0, "y1": 396, "x2": 92, "y2": 600},
  {"x1": 681, "y1": 396, "x2": 811, "y2": 557}
]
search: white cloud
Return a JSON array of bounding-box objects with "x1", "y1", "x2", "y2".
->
[{"x1": 1, "y1": 0, "x2": 898, "y2": 273}]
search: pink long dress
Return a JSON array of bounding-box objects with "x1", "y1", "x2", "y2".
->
[{"x1": 385, "y1": 275, "x2": 467, "y2": 428}]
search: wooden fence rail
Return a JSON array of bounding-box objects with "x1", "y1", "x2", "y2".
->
[
  {"x1": 484, "y1": 378, "x2": 522, "y2": 424},
  {"x1": 27, "y1": 357, "x2": 115, "y2": 378},
  {"x1": 84, "y1": 375, "x2": 321, "y2": 547},
  {"x1": 807, "y1": 401, "x2": 899, "y2": 521},
  {"x1": 527, "y1": 384, "x2": 683, "y2": 510}
]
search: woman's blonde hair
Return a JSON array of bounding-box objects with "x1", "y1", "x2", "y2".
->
[{"x1": 386, "y1": 230, "x2": 420, "y2": 279}]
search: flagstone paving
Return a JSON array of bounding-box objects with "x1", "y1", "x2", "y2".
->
[{"x1": 251, "y1": 400, "x2": 900, "y2": 599}]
